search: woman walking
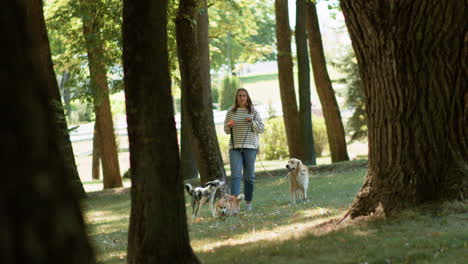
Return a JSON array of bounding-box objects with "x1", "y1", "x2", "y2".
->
[{"x1": 224, "y1": 88, "x2": 264, "y2": 211}]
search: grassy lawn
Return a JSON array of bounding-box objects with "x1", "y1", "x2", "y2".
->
[{"x1": 82, "y1": 161, "x2": 468, "y2": 263}]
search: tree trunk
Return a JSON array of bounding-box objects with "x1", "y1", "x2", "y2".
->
[
  {"x1": 59, "y1": 70, "x2": 72, "y2": 120},
  {"x1": 1, "y1": 1, "x2": 95, "y2": 262},
  {"x1": 306, "y1": 2, "x2": 349, "y2": 163},
  {"x1": 274, "y1": 0, "x2": 303, "y2": 159},
  {"x1": 296, "y1": 0, "x2": 316, "y2": 165},
  {"x1": 340, "y1": 0, "x2": 468, "y2": 219},
  {"x1": 122, "y1": 1, "x2": 200, "y2": 263},
  {"x1": 80, "y1": 0, "x2": 122, "y2": 189},
  {"x1": 180, "y1": 0, "x2": 213, "y2": 182},
  {"x1": 51, "y1": 71, "x2": 87, "y2": 199},
  {"x1": 177, "y1": 0, "x2": 226, "y2": 185},
  {"x1": 92, "y1": 119, "x2": 101, "y2": 180},
  {"x1": 181, "y1": 95, "x2": 198, "y2": 180}
]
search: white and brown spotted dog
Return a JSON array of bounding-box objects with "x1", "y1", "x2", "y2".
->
[
  {"x1": 215, "y1": 194, "x2": 244, "y2": 217},
  {"x1": 185, "y1": 179, "x2": 225, "y2": 219},
  {"x1": 286, "y1": 158, "x2": 309, "y2": 204}
]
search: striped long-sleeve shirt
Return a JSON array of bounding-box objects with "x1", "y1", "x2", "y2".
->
[{"x1": 224, "y1": 107, "x2": 264, "y2": 149}]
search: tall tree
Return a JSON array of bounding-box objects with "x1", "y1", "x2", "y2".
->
[
  {"x1": 1, "y1": 0, "x2": 95, "y2": 262},
  {"x1": 79, "y1": 0, "x2": 122, "y2": 188},
  {"x1": 51, "y1": 71, "x2": 87, "y2": 198},
  {"x1": 340, "y1": 0, "x2": 468, "y2": 219},
  {"x1": 177, "y1": 0, "x2": 226, "y2": 184},
  {"x1": 274, "y1": 0, "x2": 303, "y2": 159},
  {"x1": 180, "y1": 99, "x2": 198, "y2": 180},
  {"x1": 91, "y1": 119, "x2": 101, "y2": 179},
  {"x1": 306, "y1": 1, "x2": 349, "y2": 162},
  {"x1": 296, "y1": 0, "x2": 316, "y2": 165},
  {"x1": 122, "y1": 0, "x2": 199, "y2": 263},
  {"x1": 180, "y1": 0, "x2": 214, "y2": 181}
]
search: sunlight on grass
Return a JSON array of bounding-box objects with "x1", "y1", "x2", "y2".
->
[
  {"x1": 82, "y1": 162, "x2": 468, "y2": 264},
  {"x1": 192, "y1": 207, "x2": 337, "y2": 253}
]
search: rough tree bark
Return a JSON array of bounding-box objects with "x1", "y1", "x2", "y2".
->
[
  {"x1": 180, "y1": 0, "x2": 213, "y2": 182},
  {"x1": 177, "y1": 0, "x2": 226, "y2": 184},
  {"x1": 180, "y1": 98, "x2": 198, "y2": 180},
  {"x1": 50, "y1": 70, "x2": 87, "y2": 199},
  {"x1": 274, "y1": 0, "x2": 303, "y2": 159},
  {"x1": 1, "y1": 1, "x2": 95, "y2": 262},
  {"x1": 340, "y1": 0, "x2": 468, "y2": 219},
  {"x1": 92, "y1": 119, "x2": 101, "y2": 180},
  {"x1": 306, "y1": 2, "x2": 349, "y2": 163},
  {"x1": 80, "y1": 0, "x2": 122, "y2": 189},
  {"x1": 122, "y1": 0, "x2": 199, "y2": 263},
  {"x1": 296, "y1": 0, "x2": 316, "y2": 165}
]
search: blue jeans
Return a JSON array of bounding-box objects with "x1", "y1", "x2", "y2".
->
[{"x1": 229, "y1": 148, "x2": 257, "y2": 202}]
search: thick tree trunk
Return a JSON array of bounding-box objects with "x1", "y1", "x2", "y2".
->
[
  {"x1": 306, "y1": 2, "x2": 349, "y2": 163},
  {"x1": 80, "y1": 0, "x2": 122, "y2": 189},
  {"x1": 340, "y1": 0, "x2": 468, "y2": 219},
  {"x1": 181, "y1": 95, "x2": 198, "y2": 180},
  {"x1": 122, "y1": 1, "x2": 199, "y2": 263},
  {"x1": 1, "y1": 1, "x2": 95, "y2": 262},
  {"x1": 92, "y1": 119, "x2": 101, "y2": 180},
  {"x1": 52, "y1": 69, "x2": 86, "y2": 197},
  {"x1": 180, "y1": 0, "x2": 213, "y2": 182},
  {"x1": 274, "y1": 0, "x2": 303, "y2": 159},
  {"x1": 51, "y1": 72, "x2": 87, "y2": 199},
  {"x1": 296, "y1": 0, "x2": 316, "y2": 165},
  {"x1": 177, "y1": 0, "x2": 226, "y2": 185}
]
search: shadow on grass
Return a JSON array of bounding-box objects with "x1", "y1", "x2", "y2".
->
[
  {"x1": 187, "y1": 169, "x2": 366, "y2": 242},
  {"x1": 196, "y1": 202, "x2": 468, "y2": 264}
]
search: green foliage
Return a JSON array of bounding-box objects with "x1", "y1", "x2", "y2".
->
[
  {"x1": 259, "y1": 117, "x2": 329, "y2": 160},
  {"x1": 219, "y1": 75, "x2": 239, "y2": 110},
  {"x1": 260, "y1": 118, "x2": 289, "y2": 160},
  {"x1": 217, "y1": 133, "x2": 231, "y2": 164},
  {"x1": 211, "y1": 86, "x2": 219, "y2": 105},
  {"x1": 209, "y1": 0, "x2": 276, "y2": 72},
  {"x1": 312, "y1": 117, "x2": 329, "y2": 157},
  {"x1": 44, "y1": 0, "x2": 123, "y2": 105},
  {"x1": 69, "y1": 101, "x2": 93, "y2": 124},
  {"x1": 333, "y1": 47, "x2": 367, "y2": 142}
]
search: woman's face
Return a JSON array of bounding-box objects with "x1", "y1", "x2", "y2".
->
[{"x1": 237, "y1": 91, "x2": 248, "y2": 107}]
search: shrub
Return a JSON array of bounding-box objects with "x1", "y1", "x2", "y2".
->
[
  {"x1": 211, "y1": 86, "x2": 219, "y2": 104},
  {"x1": 259, "y1": 117, "x2": 329, "y2": 160},
  {"x1": 217, "y1": 133, "x2": 231, "y2": 164},
  {"x1": 219, "y1": 75, "x2": 239, "y2": 110},
  {"x1": 312, "y1": 117, "x2": 329, "y2": 157},
  {"x1": 260, "y1": 117, "x2": 289, "y2": 160}
]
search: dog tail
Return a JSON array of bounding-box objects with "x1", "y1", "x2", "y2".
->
[
  {"x1": 184, "y1": 183, "x2": 193, "y2": 195},
  {"x1": 237, "y1": 194, "x2": 245, "y2": 201}
]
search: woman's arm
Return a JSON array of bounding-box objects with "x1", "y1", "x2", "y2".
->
[
  {"x1": 224, "y1": 109, "x2": 233, "y2": 134},
  {"x1": 251, "y1": 109, "x2": 264, "y2": 134}
]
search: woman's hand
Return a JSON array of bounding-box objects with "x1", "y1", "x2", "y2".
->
[
  {"x1": 227, "y1": 120, "x2": 235, "y2": 128},
  {"x1": 246, "y1": 115, "x2": 253, "y2": 123}
]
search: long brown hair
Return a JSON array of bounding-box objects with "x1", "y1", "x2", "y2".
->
[{"x1": 232, "y1": 88, "x2": 253, "y2": 113}]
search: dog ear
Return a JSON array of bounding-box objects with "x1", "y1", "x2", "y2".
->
[{"x1": 184, "y1": 184, "x2": 193, "y2": 195}]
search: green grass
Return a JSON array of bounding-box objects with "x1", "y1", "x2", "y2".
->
[
  {"x1": 240, "y1": 73, "x2": 280, "y2": 84},
  {"x1": 82, "y1": 162, "x2": 468, "y2": 264}
]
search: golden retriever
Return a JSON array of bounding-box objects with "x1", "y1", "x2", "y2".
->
[
  {"x1": 286, "y1": 158, "x2": 309, "y2": 204},
  {"x1": 215, "y1": 194, "x2": 244, "y2": 217}
]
